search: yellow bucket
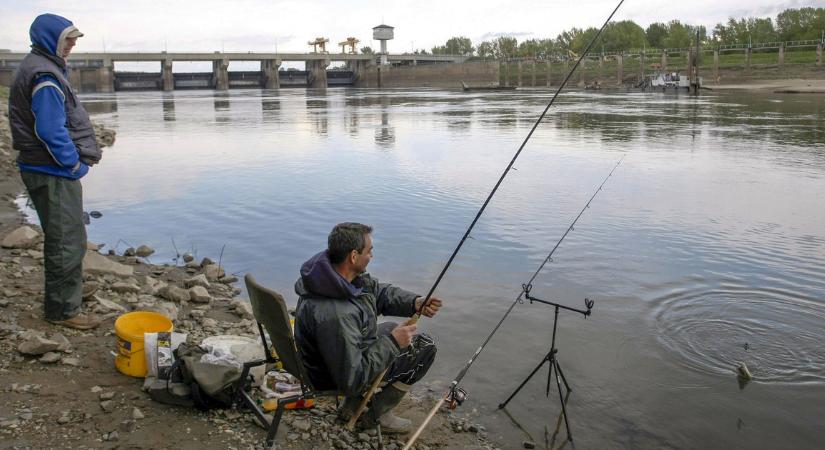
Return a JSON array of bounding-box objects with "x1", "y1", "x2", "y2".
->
[{"x1": 114, "y1": 311, "x2": 173, "y2": 377}]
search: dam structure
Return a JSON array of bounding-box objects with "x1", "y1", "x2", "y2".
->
[{"x1": 0, "y1": 51, "x2": 469, "y2": 92}]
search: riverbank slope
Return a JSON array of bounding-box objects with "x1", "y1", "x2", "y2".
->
[{"x1": 0, "y1": 86, "x2": 500, "y2": 449}]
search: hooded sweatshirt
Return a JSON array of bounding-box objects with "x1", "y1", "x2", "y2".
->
[
  {"x1": 293, "y1": 251, "x2": 419, "y2": 395},
  {"x1": 8, "y1": 13, "x2": 95, "y2": 179}
]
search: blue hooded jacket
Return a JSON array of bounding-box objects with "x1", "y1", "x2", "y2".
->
[{"x1": 16, "y1": 13, "x2": 88, "y2": 179}]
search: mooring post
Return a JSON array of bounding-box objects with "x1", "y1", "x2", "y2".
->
[
  {"x1": 546, "y1": 60, "x2": 551, "y2": 87},
  {"x1": 639, "y1": 50, "x2": 645, "y2": 81}
]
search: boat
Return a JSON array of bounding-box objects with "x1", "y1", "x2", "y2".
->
[
  {"x1": 461, "y1": 81, "x2": 517, "y2": 91},
  {"x1": 644, "y1": 71, "x2": 702, "y2": 90}
]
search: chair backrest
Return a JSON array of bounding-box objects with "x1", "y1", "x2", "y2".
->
[{"x1": 244, "y1": 274, "x2": 309, "y2": 386}]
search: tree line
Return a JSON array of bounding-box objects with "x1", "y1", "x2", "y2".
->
[{"x1": 423, "y1": 7, "x2": 825, "y2": 58}]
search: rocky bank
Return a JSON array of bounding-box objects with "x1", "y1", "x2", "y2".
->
[{"x1": 0, "y1": 87, "x2": 504, "y2": 449}]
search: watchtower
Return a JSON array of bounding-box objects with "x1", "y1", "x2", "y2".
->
[{"x1": 372, "y1": 24, "x2": 393, "y2": 65}]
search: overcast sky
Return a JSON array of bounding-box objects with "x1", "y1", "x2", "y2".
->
[{"x1": 1, "y1": 0, "x2": 822, "y2": 55}]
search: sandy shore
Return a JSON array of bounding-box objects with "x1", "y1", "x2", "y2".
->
[
  {"x1": 704, "y1": 78, "x2": 825, "y2": 93},
  {"x1": 0, "y1": 87, "x2": 501, "y2": 450}
]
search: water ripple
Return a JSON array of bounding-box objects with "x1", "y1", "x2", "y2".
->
[{"x1": 650, "y1": 282, "x2": 825, "y2": 383}]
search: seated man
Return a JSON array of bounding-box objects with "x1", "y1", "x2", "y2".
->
[{"x1": 294, "y1": 222, "x2": 442, "y2": 433}]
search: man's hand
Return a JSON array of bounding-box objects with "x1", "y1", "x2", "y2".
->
[
  {"x1": 415, "y1": 296, "x2": 443, "y2": 318},
  {"x1": 391, "y1": 318, "x2": 417, "y2": 348}
]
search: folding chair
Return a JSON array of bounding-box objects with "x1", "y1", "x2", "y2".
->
[{"x1": 234, "y1": 274, "x2": 343, "y2": 447}]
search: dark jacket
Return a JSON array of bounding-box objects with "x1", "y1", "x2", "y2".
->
[
  {"x1": 8, "y1": 13, "x2": 100, "y2": 179},
  {"x1": 294, "y1": 251, "x2": 419, "y2": 396}
]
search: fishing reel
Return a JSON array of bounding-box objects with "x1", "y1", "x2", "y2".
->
[{"x1": 446, "y1": 385, "x2": 468, "y2": 410}]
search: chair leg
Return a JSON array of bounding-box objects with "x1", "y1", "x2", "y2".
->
[
  {"x1": 267, "y1": 402, "x2": 286, "y2": 447},
  {"x1": 238, "y1": 389, "x2": 270, "y2": 429},
  {"x1": 376, "y1": 423, "x2": 384, "y2": 450}
]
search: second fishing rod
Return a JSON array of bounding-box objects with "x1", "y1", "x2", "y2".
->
[{"x1": 346, "y1": 0, "x2": 628, "y2": 432}]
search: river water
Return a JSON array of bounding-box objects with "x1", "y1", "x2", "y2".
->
[{"x1": 61, "y1": 88, "x2": 825, "y2": 448}]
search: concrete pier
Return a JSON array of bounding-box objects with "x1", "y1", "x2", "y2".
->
[
  {"x1": 616, "y1": 54, "x2": 623, "y2": 85},
  {"x1": 517, "y1": 61, "x2": 523, "y2": 87},
  {"x1": 746, "y1": 48, "x2": 752, "y2": 70},
  {"x1": 213, "y1": 58, "x2": 229, "y2": 90},
  {"x1": 545, "y1": 60, "x2": 551, "y2": 87},
  {"x1": 503, "y1": 62, "x2": 510, "y2": 87},
  {"x1": 530, "y1": 61, "x2": 536, "y2": 87},
  {"x1": 661, "y1": 51, "x2": 668, "y2": 71},
  {"x1": 261, "y1": 59, "x2": 281, "y2": 89},
  {"x1": 778, "y1": 44, "x2": 785, "y2": 67},
  {"x1": 713, "y1": 50, "x2": 719, "y2": 82},
  {"x1": 307, "y1": 59, "x2": 330, "y2": 88},
  {"x1": 818, "y1": 44, "x2": 823, "y2": 66},
  {"x1": 100, "y1": 58, "x2": 114, "y2": 93},
  {"x1": 162, "y1": 59, "x2": 173, "y2": 91},
  {"x1": 639, "y1": 52, "x2": 645, "y2": 80}
]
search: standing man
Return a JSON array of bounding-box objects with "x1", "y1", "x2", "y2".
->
[
  {"x1": 8, "y1": 13, "x2": 103, "y2": 329},
  {"x1": 294, "y1": 223, "x2": 443, "y2": 433}
]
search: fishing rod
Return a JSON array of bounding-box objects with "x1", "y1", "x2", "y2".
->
[
  {"x1": 402, "y1": 156, "x2": 622, "y2": 449},
  {"x1": 347, "y1": 0, "x2": 627, "y2": 432}
]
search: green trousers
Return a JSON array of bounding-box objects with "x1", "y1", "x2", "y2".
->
[{"x1": 20, "y1": 171, "x2": 87, "y2": 321}]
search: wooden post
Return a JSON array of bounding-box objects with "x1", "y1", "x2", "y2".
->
[
  {"x1": 639, "y1": 51, "x2": 645, "y2": 81},
  {"x1": 546, "y1": 60, "x2": 551, "y2": 87},
  {"x1": 617, "y1": 53, "x2": 623, "y2": 85}
]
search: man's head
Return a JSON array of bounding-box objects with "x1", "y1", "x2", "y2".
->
[
  {"x1": 29, "y1": 13, "x2": 84, "y2": 59},
  {"x1": 328, "y1": 222, "x2": 374, "y2": 275}
]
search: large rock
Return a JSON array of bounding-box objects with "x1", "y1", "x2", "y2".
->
[
  {"x1": 189, "y1": 286, "x2": 211, "y2": 304},
  {"x1": 18, "y1": 334, "x2": 61, "y2": 356},
  {"x1": 83, "y1": 251, "x2": 134, "y2": 277},
  {"x1": 203, "y1": 264, "x2": 225, "y2": 281},
  {"x1": 137, "y1": 301, "x2": 179, "y2": 322},
  {"x1": 94, "y1": 296, "x2": 128, "y2": 313},
  {"x1": 184, "y1": 274, "x2": 210, "y2": 289},
  {"x1": 135, "y1": 245, "x2": 155, "y2": 258},
  {"x1": 111, "y1": 282, "x2": 141, "y2": 294},
  {"x1": 158, "y1": 285, "x2": 189, "y2": 303},
  {"x1": 2, "y1": 226, "x2": 40, "y2": 249},
  {"x1": 230, "y1": 299, "x2": 255, "y2": 320}
]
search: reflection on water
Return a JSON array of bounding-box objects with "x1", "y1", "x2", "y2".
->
[{"x1": 74, "y1": 88, "x2": 825, "y2": 449}]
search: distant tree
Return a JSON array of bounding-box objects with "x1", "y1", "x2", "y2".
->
[
  {"x1": 663, "y1": 20, "x2": 696, "y2": 48},
  {"x1": 518, "y1": 39, "x2": 541, "y2": 57},
  {"x1": 776, "y1": 7, "x2": 825, "y2": 41},
  {"x1": 476, "y1": 41, "x2": 495, "y2": 58},
  {"x1": 713, "y1": 17, "x2": 777, "y2": 45},
  {"x1": 494, "y1": 36, "x2": 518, "y2": 58},
  {"x1": 360, "y1": 46, "x2": 374, "y2": 54},
  {"x1": 445, "y1": 36, "x2": 474, "y2": 55},
  {"x1": 601, "y1": 20, "x2": 647, "y2": 51},
  {"x1": 646, "y1": 22, "x2": 668, "y2": 48},
  {"x1": 570, "y1": 27, "x2": 599, "y2": 54}
]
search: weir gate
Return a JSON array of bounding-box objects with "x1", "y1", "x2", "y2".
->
[{"x1": 0, "y1": 52, "x2": 468, "y2": 92}]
